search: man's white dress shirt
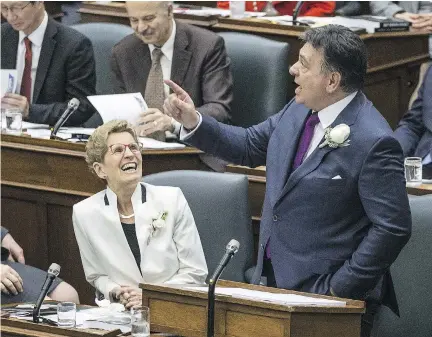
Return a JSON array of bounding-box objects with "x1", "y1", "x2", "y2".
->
[{"x1": 16, "y1": 11, "x2": 48, "y2": 103}]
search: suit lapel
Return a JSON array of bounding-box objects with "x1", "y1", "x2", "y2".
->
[
  {"x1": 270, "y1": 105, "x2": 309, "y2": 208},
  {"x1": 33, "y1": 19, "x2": 57, "y2": 103},
  {"x1": 170, "y1": 22, "x2": 192, "y2": 89},
  {"x1": 1, "y1": 26, "x2": 19, "y2": 69},
  {"x1": 277, "y1": 92, "x2": 365, "y2": 202},
  {"x1": 131, "y1": 36, "x2": 151, "y2": 97}
]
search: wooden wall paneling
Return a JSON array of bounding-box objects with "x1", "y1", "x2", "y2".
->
[{"x1": 1, "y1": 192, "x2": 48, "y2": 270}]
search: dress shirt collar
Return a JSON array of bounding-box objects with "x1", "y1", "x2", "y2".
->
[
  {"x1": 317, "y1": 91, "x2": 358, "y2": 128},
  {"x1": 148, "y1": 19, "x2": 176, "y2": 62},
  {"x1": 18, "y1": 11, "x2": 48, "y2": 47}
]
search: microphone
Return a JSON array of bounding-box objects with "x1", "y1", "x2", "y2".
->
[
  {"x1": 292, "y1": 1, "x2": 304, "y2": 26},
  {"x1": 33, "y1": 263, "x2": 61, "y2": 323},
  {"x1": 50, "y1": 98, "x2": 80, "y2": 139},
  {"x1": 207, "y1": 239, "x2": 240, "y2": 337}
]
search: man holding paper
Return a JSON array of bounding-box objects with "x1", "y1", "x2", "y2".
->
[
  {"x1": 1, "y1": 1, "x2": 96, "y2": 126},
  {"x1": 164, "y1": 25, "x2": 411, "y2": 337},
  {"x1": 109, "y1": 1, "x2": 233, "y2": 141}
]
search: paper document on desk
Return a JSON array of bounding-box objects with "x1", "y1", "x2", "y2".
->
[
  {"x1": 1, "y1": 69, "x2": 18, "y2": 97},
  {"x1": 139, "y1": 136, "x2": 186, "y2": 149},
  {"x1": 186, "y1": 287, "x2": 346, "y2": 307},
  {"x1": 88, "y1": 93, "x2": 147, "y2": 124}
]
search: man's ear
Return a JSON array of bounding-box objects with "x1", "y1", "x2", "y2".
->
[
  {"x1": 93, "y1": 162, "x2": 107, "y2": 180},
  {"x1": 326, "y1": 71, "x2": 342, "y2": 94}
]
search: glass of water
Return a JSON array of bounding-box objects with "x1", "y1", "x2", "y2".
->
[
  {"x1": 404, "y1": 157, "x2": 423, "y2": 187},
  {"x1": 131, "y1": 307, "x2": 150, "y2": 337},
  {"x1": 230, "y1": 1, "x2": 246, "y2": 18},
  {"x1": 4, "y1": 108, "x2": 22, "y2": 135},
  {"x1": 57, "y1": 302, "x2": 76, "y2": 327}
]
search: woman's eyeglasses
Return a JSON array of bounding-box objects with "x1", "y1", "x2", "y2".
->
[{"x1": 108, "y1": 142, "x2": 143, "y2": 156}]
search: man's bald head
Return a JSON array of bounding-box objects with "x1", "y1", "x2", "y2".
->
[{"x1": 126, "y1": 1, "x2": 174, "y2": 46}]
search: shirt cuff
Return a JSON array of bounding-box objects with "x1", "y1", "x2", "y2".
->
[{"x1": 179, "y1": 111, "x2": 202, "y2": 141}]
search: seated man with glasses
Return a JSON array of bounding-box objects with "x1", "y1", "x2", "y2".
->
[
  {"x1": 72, "y1": 120, "x2": 208, "y2": 309},
  {"x1": 1, "y1": 1, "x2": 96, "y2": 126}
]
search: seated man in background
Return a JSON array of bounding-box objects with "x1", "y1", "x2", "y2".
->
[
  {"x1": 73, "y1": 120, "x2": 207, "y2": 309},
  {"x1": 394, "y1": 65, "x2": 432, "y2": 179},
  {"x1": 1, "y1": 1, "x2": 96, "y2": 126},
  {"x1": 217, "y1": 1, "x2": 336, "y2": 17},
  {"x1": 369, "y1": 1, "x2": 432, "y2": 56},
  {"x1": 1, "y1": 227, "x2": 79, "y2": 304},
  {"x1": 91, "y1": 1, "x2": 232, "y2": 141}
]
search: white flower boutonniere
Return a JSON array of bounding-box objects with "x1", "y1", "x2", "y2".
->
[
  {"x1": 319, "y1": 123, "x2": 350, "y2": 149},
  {"x1": 150, "y1": 211, "x2": 168, "y2": 237}
]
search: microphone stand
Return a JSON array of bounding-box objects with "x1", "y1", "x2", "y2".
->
[
  {"x1": 292, "y1": 1, "x2": 304, "y2": 26},
  {"x1": 206, "y1": 253, "x2": 235, "y2": 337}
]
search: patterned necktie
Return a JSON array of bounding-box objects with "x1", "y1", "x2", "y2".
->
[
  {"x1": 144, "y1": 48, "x2": 165, "y2": 112},
  {"x1": 144, "y1": 48, "x2": 165, "y2": 142},
  {"x1": 292, "y1": 112, "x2": 320, "y2": 170},
  {"x1": 20, "y1": 37, "x2": 32, "y2": 103}
]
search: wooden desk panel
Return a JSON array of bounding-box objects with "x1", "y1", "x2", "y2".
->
[
  {"x1": 78, "y1": 1, "x2": 430, "y2": 128},
  {"x1": 1, "y1": 135, "x2": 208, "y2": 305},
  {"x1": 141, "y1": 280, "x2": 364, "y2": 337}
]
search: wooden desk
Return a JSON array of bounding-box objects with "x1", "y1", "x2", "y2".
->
[
  {"x1": 1, "y1": 135, "x2": 208, "y2": 305},
  {"x1": 407, "y1": 183, "x2": 432, "y2": 196},
  {"x1": 78, "y1": 1, "x2": 430, "y2": 128},
  {"x1": 0, "y1": 310, "x2": 174, "y2": 337},
  {"x1": 141, "y1": 280, "x2": 364, "y2": 337}
]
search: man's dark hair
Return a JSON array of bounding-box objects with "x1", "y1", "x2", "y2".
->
[{"x1": 300, "y1": 25, "x2": 367, "y2": 93}]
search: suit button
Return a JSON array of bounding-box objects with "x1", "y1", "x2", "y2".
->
[
  {"x1": 260, "y1": 244, "x2": 264, "y2": 249},
  {"x1": 273, "y1": 215, "x2": 279, "y2": 221}
]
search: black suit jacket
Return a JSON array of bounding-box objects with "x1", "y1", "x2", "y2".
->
[
  {"x1": 104, "y1": 21, "x2": 233, "y2": 126},
  {"x1": 1, "y1": 18, "x2": 96, "y2": 126},
  {"x1": 394, "y1": 65, "x2": 432, "y2": 160}
]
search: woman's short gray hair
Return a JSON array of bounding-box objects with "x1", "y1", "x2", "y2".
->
[{"x1": 85, "y1": 120, "x2": 139, "y2": 174}]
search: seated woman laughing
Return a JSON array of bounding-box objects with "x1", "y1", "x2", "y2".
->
[{"x1": 73, "y1": 120, "x2": 207, "y2": 309}]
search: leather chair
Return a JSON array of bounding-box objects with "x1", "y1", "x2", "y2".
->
[
  {"x1": 217, "y1": 32, "x2": 290, "y2": 127},
  {"x1": 142, "y1": 170, "x2": 254, "y2": 282},
  {"x1": 371, "y1": 194, "x2": 432, "y2": 337},
  {"x1": 71, "y1": 23, "x2": 133, "y2": 95}
]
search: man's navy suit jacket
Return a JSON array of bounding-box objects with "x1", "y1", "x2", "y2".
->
[
  {"x1": 187, "y1": 92, "x2": 411, "y2": 313},
  {"x1": 1, "y1": 18, "x2": 96, "y2": 126},
  {"x1": 394, "y1": 65, "x2": 432, "y2": 160}
]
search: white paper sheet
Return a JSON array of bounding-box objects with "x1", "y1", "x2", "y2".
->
[
  {"x1": 186, "y1": 287, "x2": 346, "y2": 307},
  {"x1": 1, "y1": 69, "x2": 18, "y2": 97},
  {"x1": 88, "y1": 93, "x2": 147, "y2": 124},
  {"x1": 22, "y1": 121, "x2": 50, "y2": 129},
  {"x1": 139, "y1": 136, "x2": 185, "y2": 149}
]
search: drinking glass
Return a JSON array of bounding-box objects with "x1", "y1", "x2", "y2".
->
[
  {"x1": 404, "y1": 157, "x2": 422, "y2": 187},
  {"x1": 4, "y1": 108, "x2": 22, "y2": 135},
  {"x1": 57, "y1": 302, "x2": 76, "y2": 327},
  {"x1": 131, "y1": 306, "x2": 150, "y2": 337},
  {"x1": 230, "y1": 1, "x2": 245, "y2": 18}
]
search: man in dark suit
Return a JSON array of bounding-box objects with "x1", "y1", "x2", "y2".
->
[
  {"x1": 101, "y1": 1, "x2": 233, "y2": 140},
  {"x1": 165, "y1": 25, "x2": 411, "y2": 337},
  {"x1": 394, "y1": 65, "x2": 432, "y2": 179},
  {"x1": 1, "y1": 1, "x2": 96, "y2": 126}
]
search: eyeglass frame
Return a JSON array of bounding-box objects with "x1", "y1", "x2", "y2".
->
[
  {"x1": 1, "y1": 2, "x2": 32, "y2": 16},
  {"x1": 108, "y1": 142, "x2": 144, "y2": 156}
]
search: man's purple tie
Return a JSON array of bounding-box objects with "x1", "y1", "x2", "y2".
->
[
  {"x1": 292, "y1": 112, "x2": 320, "y2": 170},
  {"x1": 265, "y1": 112, "x2": 320, "y2": 259}
]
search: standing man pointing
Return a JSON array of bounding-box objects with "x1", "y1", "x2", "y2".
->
[{"x1": 164, "y1": 25, "x2": 411, "y2": 337}]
